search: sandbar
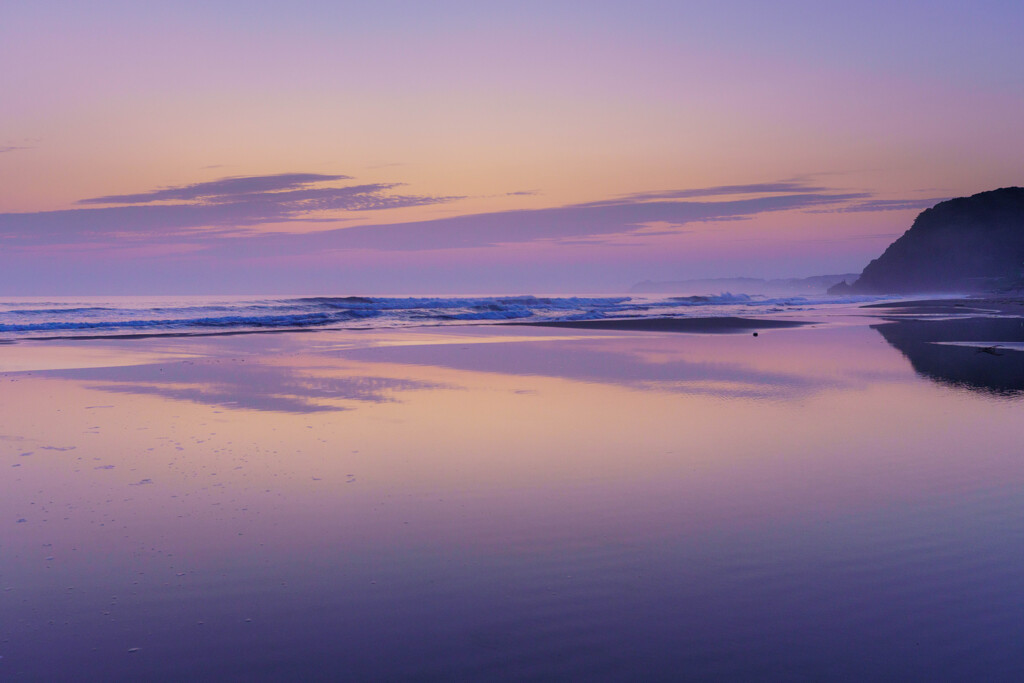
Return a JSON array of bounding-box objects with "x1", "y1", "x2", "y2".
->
[
  {"x1": 511, "y1": 316, "x2": 811, "y2": 333},
  {"x1": 862, "y1": 296, "x2": 1024, "y2": 317}
]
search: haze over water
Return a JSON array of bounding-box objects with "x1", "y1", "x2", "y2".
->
[{"x1": 4, "y1": 304, "x2": 1024, "y2": 680}]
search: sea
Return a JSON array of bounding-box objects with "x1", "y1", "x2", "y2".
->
[{"x1": 0, "y1": 293, "x2": 884, "y2": 341}]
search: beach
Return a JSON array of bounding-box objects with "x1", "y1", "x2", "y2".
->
[
  {"x1": 8, "y1": 0, "x2": 1023, "y2": 677},
  {"x1": 3, "y1": 299, "x2": 1024, "y2": 679}
]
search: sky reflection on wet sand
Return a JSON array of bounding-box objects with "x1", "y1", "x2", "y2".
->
[{"x1": 3, "y1": 320, "x2": 1024, "y2": 680}]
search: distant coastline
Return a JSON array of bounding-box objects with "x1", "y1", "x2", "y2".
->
[{"x1": 631, "y1": 273, "x2": 858, "y2": 296}]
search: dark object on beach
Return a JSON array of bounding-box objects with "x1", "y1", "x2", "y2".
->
[
  {"x1": 752, "y1": 332, "x2": 758, "y2": 336},
  {"x1": 829, "y1": 187, "x2": 1024, "y2": 294}
]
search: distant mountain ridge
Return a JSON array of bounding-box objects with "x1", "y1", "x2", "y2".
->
[
  {"x1": 631, "y1": 274, "x2": 859, "y2": 296},
  {"x1": 831, "y1": 187, "x2": 1024, "y2": 294}
]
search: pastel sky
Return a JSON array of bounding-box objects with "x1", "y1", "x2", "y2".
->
[{"x1": 2, "y1": 0, "x2": 1023, "y2": 294}]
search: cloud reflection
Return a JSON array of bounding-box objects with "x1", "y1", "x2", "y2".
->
[
  {"x1": 339, "y1": 336, "x2": 824, "y2": 399},
  {"x1": 44, "y1": 359, "x2": 447, "y2": 413}
]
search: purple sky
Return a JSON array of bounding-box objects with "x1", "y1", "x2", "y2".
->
[{"x1": 2, "y1": 1, "x2": 1022, "y2": 294}]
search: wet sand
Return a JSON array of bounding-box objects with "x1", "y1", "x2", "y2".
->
[
  {"x1": 862, "y1": 295, "x2": 1024, "y2": 394},
  {"x1": 862, "y1": 295, "x2": 1024, "y2": 317},
  {"x1": 4, "y1": 313, "x2": 1024, "y2": 680},
  {"x1": 513, "y1": 316, "x2": 811, "y2": 333}
]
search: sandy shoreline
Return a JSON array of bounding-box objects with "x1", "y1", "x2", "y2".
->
[
  {"x1": 861, "y1": 295, "x2": 1024, "y2": 317},
  {"x1": 518, "y1": 295, "x2": 1024, "y2": 335},
  {"x1": 511, "y1": 316, "x2": 811, "y2": 333},
  {"x1": 5, "y1": 295, "x2": 1024, "y2": 346}
]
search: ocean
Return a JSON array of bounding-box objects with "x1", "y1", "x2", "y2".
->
[{"x1": 0, "y1": 293, "x2": 884, "y2": 341}]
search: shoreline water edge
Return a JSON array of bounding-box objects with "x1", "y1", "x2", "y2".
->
[
  {"x1": 0, "y1": 293, "x2": 878, "y2": 343},
  {"x1": 2, "y1": 293, "x2": 1023, "y2": 342}
]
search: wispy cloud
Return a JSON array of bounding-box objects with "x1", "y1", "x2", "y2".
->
[
  {"x1": 252, "y1": 190, "x2": 867, "y2": 253},
  {"x1": 0, "y1": 145, "x2": 32, "y2": 154},
  {"x1": 805, "y1": 197, "x2": 948, "y2": 213},
  {"x1": 0, "y1": 173, "x2": 463, "y2": 246},
  {"x1": 0, "y1": 172, "x2": 894, "y2": 255},
  {"x1": 364, "y1": 162, "x2": 408, "y2": 170},
  {"x1": 577, "y1": 181, "x2": 833, "y2": 207},
  {"x1": 78, "y1": 173, "x2": 353, "y2": 204}
]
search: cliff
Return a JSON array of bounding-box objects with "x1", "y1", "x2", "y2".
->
[{"x1": 832, "y1": 187, "x2": 1024, "y2": 294}]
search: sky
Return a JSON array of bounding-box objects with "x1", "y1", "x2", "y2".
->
[{"x1": 2, "y1": 0, "x2": 1023, "y2": 294}]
